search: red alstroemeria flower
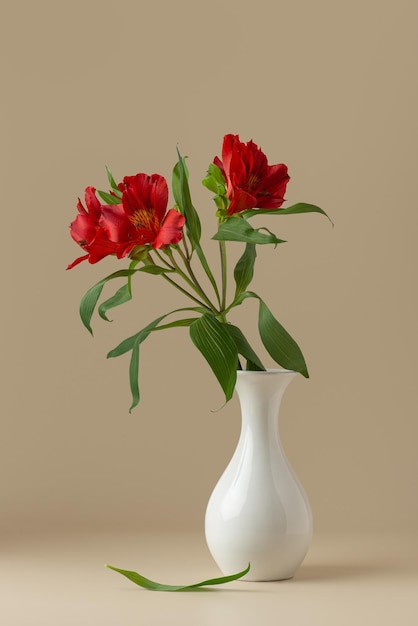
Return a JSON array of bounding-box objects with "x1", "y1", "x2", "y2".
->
[
  {"x1": 100, "y1": 173, "x2": 185, "y2": 251},
  {"x1": 67, "y1": 187, "x2": 126, "y2": 269},
  {"x1": 214, "y1": 134, "x2": 290, "y2": 215}
]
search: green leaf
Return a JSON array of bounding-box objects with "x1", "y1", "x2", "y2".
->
[
  {"x1": 172, "y1": 150, "x2": 202, "y2": 248},
  {"x1": 195, "y1": 244, "x2": 221, "y2": 305},
  {"x1": 98, "y1": 283, "x2": 132, "y2": 322},
  {"x1": 79, "y1": 269, "x2": 140, "y2": 335},
  {"x1": 225, "y1": 324, "x2": 265, "y2": 371},
  {"x1": 233, "y1": 243, "x2": 257, "y2": 296},
  {"x1": 189, "y1": 314, "x2": 238, "y2": 403},
  {"x1": 127, "y1": 315, "x2": 169, "y2": 411},
  {"x1": 106, "y1": 166, "x2": 122, "y2": 195},
  {"x1": 107, "y1": 307, "x2": 208, "y2": 359},
  {"x1": 105, "y1": 563, "x2": 250, "y2": 592},
  {"x1": 225, "y1": 291, "x2": 308, "y2": 377},
  {"x1": 213, "y1": 218, "x2": 286, "y2": 245},
  {"x1": 97, "y1": 190, "x2": 122, "y2": 205},
  {"x1": 258, "y1": 299, "x2": 309, "y2": 377},
  {"x1": 149, "y1": 318, "x2": 198, "y2": 331},
  {"x1": 79, "y1": 266, "x2": 176, "y2": 334},
  {"x1": 172, "y1": 154, "x2": 189, "y2": 209},
  {"x1": 107, "y1": 307, "x2": 208, "y2": 411},
  {"x1": 139, "y1": 265, "x2": 175, "y2": 275},
  {"x1": 202, "y1": 163, "x2": 226, "y2": 196},
  {"x1": 243, "y1": 202, "x2": 333, "y2": 224}
]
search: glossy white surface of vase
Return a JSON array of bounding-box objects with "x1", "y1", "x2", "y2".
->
[{"x1": 205, "y1": 369, "x2": 312, "y2": 581}]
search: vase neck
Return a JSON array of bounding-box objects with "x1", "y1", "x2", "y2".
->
[{"x1": 235, "y1": 370, "x2": 297, "y2": 431}]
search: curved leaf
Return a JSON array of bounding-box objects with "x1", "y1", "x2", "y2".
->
[
  {"x1": 213, "y1": 218, "x2": 286, "y2": 245},
  {"x1": 189, "y1": 314, "x2": 238, "y2": 403},
  {"x1": 149, "y1": 318, "x2": 198, "y2": 332},
  {"x1": 105, "y1": 563, "x2": 250, "y2": 592},
  {"x1": 106, "y1": 307, "x2": 208, "y2": 411},
  {"x1": 99, "y1": 283, "x2": 132, "y2": 322},
  {"x1": 258, "y1": 299, "x2": 309, "y2": 377},
  {"x1": 225, "y1": 291, "x2": 309, "y2": 377},
  {"x1": 243, "y1": 202, "x2": 333, "y2": 224},
  {"x1": 79, "y1": 266, "x2": 174, "y2": 334},
  {"x1": 225, "y1": 324, "x2": 265, "y2": 371},
  {"x1": 107, "y1": 307, "x2": 208, "y2": 359},
  {"x1": 234, "y1": 243, "x2": 256, "y2": 296},
  {"x1": 79, "y1": 269, "x2": 140, "y2": 335},
  {"x1": 173, "y1": 150, "x2": 201, "y2": 247}
]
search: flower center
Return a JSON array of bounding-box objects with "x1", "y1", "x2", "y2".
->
[
  {"x1": 130, "y1": 208, "x2": 157, "y2": 232},
  {"x1": 247, "y1": 174, "x2": 260, "y2": 189}
]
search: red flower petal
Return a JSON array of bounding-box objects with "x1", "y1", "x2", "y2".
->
[
  {"x1": 84, "y1": 186, "x2": 102, "y2": 221},
  {"x1": 69, "y1": 214, "x2": 97, "y2": 246},
  {"x1": 66, "y1": 254, "x2": 89, "y2": 270},
  {"x1": 121, "y1": 173, "x2": 168, "y2": 225},
  {"x1": 99, "y1": 204, "x2": 137, "y2": 243},
  {"x1": 228, "y1": 189, "x2": 258, "y2": 215},
  {"x1": 153, "y1": 209, "x2": 186, "y2": 249},
  {"x1": 214, "y1": 134, "x2": 291, "y2": 213}
]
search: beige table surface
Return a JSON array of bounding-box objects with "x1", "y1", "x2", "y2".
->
[{"x1": 1, "y1": 530, "x2": 417, "y2": 625}]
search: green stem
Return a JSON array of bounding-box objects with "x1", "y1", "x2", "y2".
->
[
  {"x1": 176, "y1": 247, "x2": 217, "y2": 308},
  {"x1": 195, "y1": 244, "x2": 221, "y2": 308},
  {"x1": 219, "y1": 240, "x2": 227, "y2": 314},
  {"x1": 154, "y1": 250, "x2": 175, "y2": 270},
  {"x1": 147, "y1": 252, "x2": 209, "y2": 310},
  {"x1": 165, "y1": 248, "x2": 218, "y2": 314},
  {"x1": 162, "y1": 274, "x2": 211, "y2": 310},
  {"x1": 182, "y1": 237, "x2": 191, "y2": 260}
]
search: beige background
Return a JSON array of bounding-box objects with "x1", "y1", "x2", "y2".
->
[{"x1": 1, "y1": 0, "x2": 418, "y2": 540}]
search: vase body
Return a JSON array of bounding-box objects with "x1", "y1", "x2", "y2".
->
[{"x1": 205, "y1": 369, "x2": 312, "y2": 581}]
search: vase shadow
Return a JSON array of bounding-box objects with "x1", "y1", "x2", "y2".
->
[{"x1": 294, "y1": 563, "x2": 388, "y2": 583}]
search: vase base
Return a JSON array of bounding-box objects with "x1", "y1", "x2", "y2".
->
[{"x1": 239, "y1": 573, "x2": 295, "y2": 582}]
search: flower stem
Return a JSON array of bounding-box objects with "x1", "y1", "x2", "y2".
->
[
  {"x1": 161, "y1": 274, "x2": 211, "y2": 310},
  {"x1": 164, "y1": 248, "x2": 218, "y2": 314},
  {"x1": 176, "y1": 246, "x2": 219, "y2": 309},
  {"x1": 154, "y1": 250, "x2": 175, "y2": 270},
  {"x1": 219, "y1": 240, "x2": 227, "y2": 313}
]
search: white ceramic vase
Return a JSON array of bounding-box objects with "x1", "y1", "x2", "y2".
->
[{"x1": 205, "y1": 369, "x2": 312, "y2": 581}]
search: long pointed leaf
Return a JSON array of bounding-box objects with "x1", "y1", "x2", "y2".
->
[
  {"x1": 107, "y1": 308, "x2": 207, "y2": 411},
  {"x1": 107, "y1": 307, "x2": 208, "y2": 359},
  {"x1": 148, "y1": 318, "x2": 198, "y2": 331},
  {"x1": 127, "y1": 313, "x2": 184, "y2": 411},
  {"x1": 105, "y1": 563, "x2": 250, "y2": 591},
  {"x1": 79, "y1": 269, "x2": 139, "y2": 334},
  {"x1": 243, "y1": 202, "x2": 333, "y2": 224},
  {"x1": 225, "y1": 324, "x2": 265, "y2": 371},
  {"x1": 106, "y1": 166, "x2": 122, "y2": 195},
  {"x1": 225, "y1": 291, "x2": 309, "y2": 377},
  {"x1": 258, "y1": 299, "x2": 309, "y2": 377},
  {"x1": 129, "y1": 338, "x2": 141, "y2": 412},
  {"x1": 213, "y1": 218, "x2": 286, "y2": 245},
  {"x1": 189, "y1": 315, "x2": 238, "y2": 402},
  {"x1": 233, "y1": 243, "x2": 256, "y2": 297},
  {"x1": 79, "y1": 267, "x2": 175, "y2": 334},
  {"x1": 173, "y1": 150, "x2": 201, "y2": 248},
  {"x1": 98, "y1": 283, "x2": 132, "y2": 321}
]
